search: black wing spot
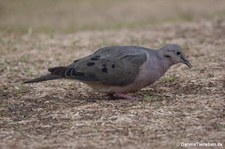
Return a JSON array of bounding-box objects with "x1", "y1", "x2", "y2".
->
[
  {"x1": 112, "y1": 64, "x2": 115, "y2": 68},
  {"x1": 102, "y1": 67, "x2": 108, "y2": 73},
  {"x1": 91, "y1": 57, "x2": 99, "y2": 61},
  {"x1": 102, "y1": 64, "x2": 106, "y2": 67},
  {"x1": 87, "y1": 62, "x2": 95, "y2": 66}
]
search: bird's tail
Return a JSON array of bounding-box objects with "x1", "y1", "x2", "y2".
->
[{"x1": 24, "y1": 74, "x2": 61, "y2": 84}]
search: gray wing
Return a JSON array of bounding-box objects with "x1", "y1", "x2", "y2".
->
[{"x1": 49, "y1": 46, "x2": 148, "y2": 86}]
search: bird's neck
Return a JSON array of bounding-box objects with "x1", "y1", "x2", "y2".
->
[
  {"x1": 162, "y1": 58, "x2": 174, "y2": 71},
  {"x1": 157, "y1": 51, "x2": 174, "y2": 73}
]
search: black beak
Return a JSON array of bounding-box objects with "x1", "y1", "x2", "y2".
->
[{"x1": 181, "y1": 57, "x2": 192, "y2": 68}]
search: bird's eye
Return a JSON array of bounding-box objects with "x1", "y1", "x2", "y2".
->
[{"x1": 176, "y1": 51, "x2": 181, "y2": 55}]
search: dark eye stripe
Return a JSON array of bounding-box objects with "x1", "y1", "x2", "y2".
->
[{"x1": 165, "y1": 55, "x2": 171, "y2": 58}]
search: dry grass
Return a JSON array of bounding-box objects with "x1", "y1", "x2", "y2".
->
[
  {"x1": 1, "y1": 1, "x2": 225, "y2": 149},
  {"x1": 1, "y1": 0, "x2": 225, "y2": 33}
]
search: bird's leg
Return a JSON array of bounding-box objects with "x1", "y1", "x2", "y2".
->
[{"x1": 113, "y1": 93, "x2": 140, "y2": 100}]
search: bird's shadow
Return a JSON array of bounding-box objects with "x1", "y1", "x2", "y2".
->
[{"x1": 65, "y1": 90, "x2": 166, "y2": 103}]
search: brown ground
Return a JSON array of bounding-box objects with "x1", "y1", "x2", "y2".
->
[{"x1": 0, "y1": 0, "x2": 225, "y2": 149}]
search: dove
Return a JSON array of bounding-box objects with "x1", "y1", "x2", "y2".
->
[{"x1": 24, "y1": 44, "x2": 191, "y2": 99}]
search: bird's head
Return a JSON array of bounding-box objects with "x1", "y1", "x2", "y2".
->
[{"x1": 160, "y1": 44, "x2": 192, "y2": 68}]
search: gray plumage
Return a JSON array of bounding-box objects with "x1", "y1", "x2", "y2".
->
[{"x1": 24, "y1": 44, "x2": 191, "y2": 94}]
